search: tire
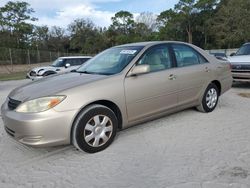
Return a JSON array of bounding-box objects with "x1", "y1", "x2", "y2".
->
[
  {"x1": 196, "y1": 83, "x2": 219, "y2": 113},
  {"x1": 72, "y1": 104, "x2": 118, "y2": 153}
]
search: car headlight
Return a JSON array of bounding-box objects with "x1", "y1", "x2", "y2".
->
[{"x1": 15, "y1": 96, "x2": 66, "y2": 113}]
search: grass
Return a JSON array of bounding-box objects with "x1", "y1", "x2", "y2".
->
[{"x1": 0, "y1": 71, "x2": 27, "y2": 81}]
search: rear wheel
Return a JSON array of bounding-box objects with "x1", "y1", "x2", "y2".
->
[
  {"x1": 72, "y1": 104, "x2": 117, "y2": 153},
  {"x1": 197, "y1": 83, "x2": 219, "y2": 113}
]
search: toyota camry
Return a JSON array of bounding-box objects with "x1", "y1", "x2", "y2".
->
[{"x1": 1, "y1": 41, "x2": 232, "y2": 153}]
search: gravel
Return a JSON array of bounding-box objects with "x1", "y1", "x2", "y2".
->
[{"x1": 0, "y1": 79, "x2": 250, "y2": 188}]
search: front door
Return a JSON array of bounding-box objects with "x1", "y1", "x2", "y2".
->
[{"x1": 124, "y1": 45, "x2": 179, "y2": 122}]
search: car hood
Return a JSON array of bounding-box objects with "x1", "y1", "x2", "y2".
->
[
  {"x1": 8, "y1": 72, "x2": 107, "y2": 102},
  {"x1": 227, "y1": 55, "x2": 250, "y2": 64},
  {"x1": 31, "y1": 66, "x2": 57, "y2": 73}
]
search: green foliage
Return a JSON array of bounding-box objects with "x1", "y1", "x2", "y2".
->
[
  {"x1": 68, "y1": 19, "x2": 106, "y2": 54},
  {"x1": 0, "y1": 1, "x2": 37, "y2": 48},
  {"x1": 110, "y1": 11, "x2": 135, "y2": 35},
  {"x1": 0, "y1": 0, "x2": 250, "y2": 60},
  {"x1": 211, "y1": 0, "x2": 250, "y2": 48},
  {"x1": 156, "y1": 0, "x2": 250, "y2": 49},
  {"x1": 157, "y1": 9, "x2": 185, "y2": 41}
]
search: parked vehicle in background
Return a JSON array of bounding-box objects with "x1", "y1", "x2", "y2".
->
[
  {"x1": 210, "y1": 52, "x2": 227, "y2": 61},
  {"x1": 26, "y1": 56, "x2": 92, "y2": 80},
  {"x1": 1, "y1": 41, "x2": 232, "y2": 153},
  {"x1": 227, "y1": 43, "x2": 250, "y2": 82}
]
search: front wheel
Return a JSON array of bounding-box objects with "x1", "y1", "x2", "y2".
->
[
  {"x1": 72, "y1": 104, "x2": 118, "y2": 153},
  {"x1": 196, "y1": 83, "x2": 219, "y2": 113}
]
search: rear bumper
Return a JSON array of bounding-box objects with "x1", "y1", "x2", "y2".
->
[{"x1": 1, "y1": 100, "x2": 77, "y2": 147}]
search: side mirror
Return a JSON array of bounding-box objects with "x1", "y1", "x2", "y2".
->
[
  {"x1": 128, "y1": 65, "x2": 150, "y2": 77},
  {"x1": 65, "y1": 63, "x2": 70, "y2": 68},
  {"x1": 230, "y1": 52, "x2": 236, "y2": 56}
]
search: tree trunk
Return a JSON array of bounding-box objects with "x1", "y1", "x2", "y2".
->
[
  {"x1": 188, "y1": 31, "x2": 192, "y2": 44},
  {"x1": 186, "y1": 23, "x2": 192, "y2": 44}
]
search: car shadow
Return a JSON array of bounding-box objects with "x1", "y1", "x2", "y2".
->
[{"x1": 232, "y1": 82, "x2": 250, "y2": 89}]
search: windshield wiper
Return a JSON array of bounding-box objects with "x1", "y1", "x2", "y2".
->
[
  {"x1": 76, "y1": 70, "x2": 95, "y2": 74},
  {"x1": 76, "y1": 70, "x2": 112, "y2": 75}
]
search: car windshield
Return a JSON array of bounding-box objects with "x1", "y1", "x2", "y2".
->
[
  {"x1": 76, "y1": 46, "x2": 143, "y2": 75},
  {"x1": 51, "y1": 58, "x2": 64, "y2": 67},
  {"x1": 236, "y1": 44, "x2": 250, "y2": 56}
]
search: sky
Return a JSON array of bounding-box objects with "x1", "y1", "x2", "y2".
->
[{"x1": 0, "y1": 0, "x2": 179, "y2": 28}]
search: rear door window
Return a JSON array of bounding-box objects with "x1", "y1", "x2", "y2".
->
[{"x1": 172, "y1": 44, "x2": 208, "y2": 67}]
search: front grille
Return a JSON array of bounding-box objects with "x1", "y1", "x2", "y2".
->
[
  {"x1": 4, "y1": 126, "x2": 15, "y2": 137},
  {"x1": 231, "y1": 64, "x2": 250, "y2": 70},
  {"x1": 233, "y1": 77, "x2": 250, "y2": 80},
  {"x1": 8, "y1": 98, "x2": 21, "y2": 110},
  {"x1": 232, "y1": 70, "x2": 250, "y2": 73},
  {"x1": 30, "y1": 71, "x2": 36, "y2": 76}
]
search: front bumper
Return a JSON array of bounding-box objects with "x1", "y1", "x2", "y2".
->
[
  {"x1": 232, "y1": 70, "x2": 250, "y2": 82},
  {"x1": 1, "y1": 100, "x2": 77, "y2": 147},
  {"x1": 26, "y1": 72, "x2": 43, "y2": 80}
]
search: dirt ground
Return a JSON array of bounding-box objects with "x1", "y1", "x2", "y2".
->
[{"x1": 0, "y1": 80, "x2": 250, "y2": 188}]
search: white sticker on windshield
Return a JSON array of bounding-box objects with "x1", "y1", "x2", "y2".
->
[{"x1": 120, "y1": 50, "x2": 137, "y2": 55}]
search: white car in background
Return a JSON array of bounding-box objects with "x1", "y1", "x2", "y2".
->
[
  {"x1": 227, "y1": 43, "x2": 250, "y2": 82},
  {"x1": 27, "y1": 56, "x2": 92, "y2": 80}
]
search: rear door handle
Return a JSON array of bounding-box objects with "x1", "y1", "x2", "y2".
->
[
  {"x1": 205, "y1": 67, "x2": 210, "y2": 72},
  {"x1": 169, "y1": 74, "x2": 176, "y2": 80}
]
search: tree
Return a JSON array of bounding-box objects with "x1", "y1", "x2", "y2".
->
[
  {"x1": 32, "y1": 25, "x2": 49, "y2": 50},
  {"x1": 157, "y1": 0, "x2": 198, "y2": 44},
  {"x1": 68, "y1": 19, "x2": 105, "y2": 54},
  {"x1": 157, "y1": 9, "x2": 185, "y2": 41},
  {"x1": 136, "y1": 12, "x2": 157, "y2": 32},
  {"x1": 48, "y1": 26, "x2": 69, "y2": 52},
  {"x1": 0, "y1": 1, "x2": 37, "y2": 48},
  {"x1": 174, "y1": 0, "x2": 197, "y2": 44},
  {"x1": 210, "y1": 0, "x2": 250, "y2": 48},
  {"x1": 194, "y1": 0, "x2": 219, "y2": 48},
  {"x1": 110, "y1": 11, "x2": 135, "y2": 35},
  {"x1": 157, "y1": 0, "x2": 221, "y2": 47},
  {"x1": 107, "y1": 11, "x2": 137, "y2": 45}
]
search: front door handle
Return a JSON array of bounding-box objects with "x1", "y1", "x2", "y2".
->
[{"x1": 169, "y1": 74, "x2": 176, "y2": 80}]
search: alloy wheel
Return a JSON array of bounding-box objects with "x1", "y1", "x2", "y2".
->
[
  {"x1": 84, "y1": 115, "x2": 113, "y2": 147},
  {"x1": 206, "y1": 88, "x2": 218, "y2": 109}
]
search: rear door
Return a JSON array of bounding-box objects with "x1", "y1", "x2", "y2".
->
[
  {"x1": 170, "y1": 43, "x2": 212, "y2": 106},
  {"x1": 124, "y1": 44, "x2": 179, "y2": 122}
]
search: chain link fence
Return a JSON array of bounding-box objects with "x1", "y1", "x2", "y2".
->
[
  {"x1": 0, "y1": 47, "x2": 87, "y2": 74},
  {"x1": 206, "y1": 48, "x2": 238, "y2": 56},
  {"x1": 0, "y1": 47, "x2": 239, "y2": 74}
]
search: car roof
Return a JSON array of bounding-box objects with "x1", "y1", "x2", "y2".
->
[
  {"x1": 116, "y1": 41, "x2": 189, "y2": 48},
  {"x1": 59, "y1": 56, "x2": 92, "y2": 59}
]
